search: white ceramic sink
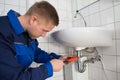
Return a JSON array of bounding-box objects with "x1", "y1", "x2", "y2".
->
[{"x1": 51, "y1": 27, "x2": 113, "y2": 50}]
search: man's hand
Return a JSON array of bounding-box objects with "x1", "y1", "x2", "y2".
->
[{"x1": 50, "y1": 59, "x2": 64, "y2": 72}]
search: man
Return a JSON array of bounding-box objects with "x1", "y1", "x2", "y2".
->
[{"x1": 0, "y1": 1, "x2": 66, "y2": 80}]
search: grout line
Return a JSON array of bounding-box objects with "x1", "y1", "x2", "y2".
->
[
  {"x1": 18, "y1": 0, "x2": 20, "y2": 13},
  {"x1": 93, "y1": 66, "x2": 118, "y2": 73},
  {"x1": 3, "y1": 0, "x2": 5, "y2": 15},
  {"x1": 72, "y1": 6, "x2": 114, "y2": 18},
  {"x1": 113, "y1": 1, "x2": 120, "y2": 7},
  {"x1": 113, "y1": 3, "x2": 119, "y2": 80},
  {"x1": 4, "y1": 3, "x2": 19, "y2": 6}
]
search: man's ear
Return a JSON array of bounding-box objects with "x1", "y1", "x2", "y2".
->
[{"x1": 29, "y1": 15, "x2": 37, "y2": 25}]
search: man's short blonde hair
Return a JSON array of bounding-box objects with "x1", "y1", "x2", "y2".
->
[{"x1": 25, "y1": 1, "x2": 59, "y2": 26}]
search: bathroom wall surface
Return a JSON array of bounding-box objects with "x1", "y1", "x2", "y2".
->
[
  {"x1": 0, "y1": 0, "x2": 27, "y2": 15},
  {"x1": 72, "y1": 0, "x2": 120, "y2": 80}
]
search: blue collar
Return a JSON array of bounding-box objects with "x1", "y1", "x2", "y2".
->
[{"x1": 7, "y1": 9, "x2": 25, "y2": 35}]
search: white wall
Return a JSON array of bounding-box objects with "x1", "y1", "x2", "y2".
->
[
  {"x1": 72, "y1": 0, "x2": 120, "y2": 80},
  {"x1": 0, "y1": 0, "x2": 26, "y2": 15}
]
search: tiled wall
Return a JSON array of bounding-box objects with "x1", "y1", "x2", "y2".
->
[
  {"x1": 72, "y1": 0, "x2": 120, "y2": 80},
  {"x1": 0, "y1": 0, "x2": 72, "y2": 80},
  {"x1": 0, "y1": 0, "x2": 26, "y2": 15}
]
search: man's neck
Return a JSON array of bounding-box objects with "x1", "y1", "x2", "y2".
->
[{"x1": 18, "y1": 15, "x2": 28, "y2": 31}]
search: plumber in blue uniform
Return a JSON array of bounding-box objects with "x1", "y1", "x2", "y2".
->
[{"x1": 0, "y1": 1, "x2": 67, "y2": 80}]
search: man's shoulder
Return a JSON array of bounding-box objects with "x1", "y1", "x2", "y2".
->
[
  {"x1": 0, "y1": 16, "x2": 11, "y2": 28},
  {"x1": 0, "y1": 16, "x2": 14, "y2": 40}
]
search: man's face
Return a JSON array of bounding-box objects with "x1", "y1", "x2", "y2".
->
[{"x1": 27, "y1": 15, "x2": 55, "y2": 39}]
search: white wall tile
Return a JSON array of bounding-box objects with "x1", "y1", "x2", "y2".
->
[
  {"x1": 100, "y1": 0, "x2": 113, "y2": 11},
  {"x1": 89, "y1": 13, "x2": 101, "y2": 26},
  {"x1": 66, "y1": 0, "x2": 72, "y2": 12},
  {"x1": 71, "y1": 0, "x2": 76, "y2": 14},
  {"x1": 92, "y1": 68, "x2": 103, "y2": 80},
  {"x1": 49, "y1": 69, "x2": 64, "y2": 80},
  {"x1": 117, "y1": 56, "x2": 120, "y2": 72},
  {"x1": 91, "y1": 60, "x2": 103, "y2": 68},
  {"x1": 0, "y1": 11, "x2": 3, "y2": 16},
  {"x1": 88, "y1": 66, "x2": 93, "y2": 80},
  {"x1": 0, "y1": 0, "x2": 4, "y2": 4},
  {"x1": 0, "y1": 4, "x2": 4, "y2": 16},
  {"x1": 100, "y1": 7, "x2": 114, "y2": 25},
  {"x1": 67, "y1": 21, "x2": 72, "y2": 27},
  {"x1": 27, "y1": 0, "x2": 36, "y2": 9},
  {"x1": 76, "y1": 66, "x2": 88, "y2": 80},
  {"x1": 115, "y1": 22, "x2": 120, "y2": 39},
  {"x1": 100, "y1": 23, "x2": 115, "y2": 39},
  {"x1": 114, "y1": 5, "x2": 120, "y2": 22},
  {"x1": 67, "y1": 12, "x2": 72, "y2": 22},
  {"x1": 53, "y1": 69, "x2": 63, "y2": 77},
  {"x1": 0, "y1": 4, "x2": 4, "y2": 12},
  {"x1": 58, "y1": 10, "x2": 67, "y2": 21},
  {"x1": 102, "y1": 70, "x2": 117, "y2": 80},
  {"x1": 19, "y1": 7, "x2": 26, "y2": 15},
  {"x1": 59, "y1": 44, "x2": 69, "y2": 54},
  {"x1": 5, "y1": 0, "x2": 19, "y2": 6},
  {"x1": 48, "y1": 42, "x2": 59, "y2": 54},
  {"x1": 80, "y1": 7, "x2": 90, "y2": 17},
  {"x1": 73, "y1": 18, "x2": 87, "y2": 27},
  {"x1": 102, "y1": 40, "x2": 116, "y2": 55},
  {"x1": 84, "y1": 16, "x2": 91, "y2": 27},
  {"x1": 113, "y1": 0, "x2": 120, "y2": 6},
  {"x1": 116, "y1": 40, "x2": 120, "y2": 55},
  {"x1": 20, "y1": 0, "x2": 26, "y2": 7},
  {"x1": 49, "y1": 76, "x2": 64, "y2": 80},
  {"x1": 89, "y1": 2, "x2": 100, "y2": 14},
  {"x1": 57, "y1": 20, "x2": 70, "y2": 29},
  {"x1": 118, "y1": 72, "x2": 120, "y2": 80},
  {"x1": 58, "y1": 0, "x2": 66, "y2": 10},
  {"x1": 5, "y1": 5, "x2": 19, "y2": 12},
  {"x1": 102, "y1": 55, "x2": 116, "y2": 71}
]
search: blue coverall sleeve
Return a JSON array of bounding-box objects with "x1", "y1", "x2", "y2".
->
[
  {"x1": 34, "y1": 48, "x2": 61, "y2": 63},
  {"x1": 0, "y1": 37, "x2": 50, "y2": 80},
  {"x1": 34, "y1": 40, "x2": 61, "y2": 63}
]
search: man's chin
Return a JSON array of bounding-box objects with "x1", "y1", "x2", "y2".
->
[
  {"x1": 30, "y1": 35, "x2": 41, "y2": 39},
  {"x1": 30, "y1": 36, "x2": 37, "y2": 39}
]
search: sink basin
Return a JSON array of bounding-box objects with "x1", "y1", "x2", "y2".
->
[{"x1": 51, "y1": 27, "x2": 113, "y2": 50}]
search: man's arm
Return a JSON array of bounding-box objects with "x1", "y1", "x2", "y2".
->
[
  {"x1": 34, "y1": 40, "x2": 61, "y2": 63},
  {"x1": 0, "y1": 37, "x2": 51, "y2": 80},
  {"x1": 34, "y1": 48, "x2": 61, "y2": 63}
]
